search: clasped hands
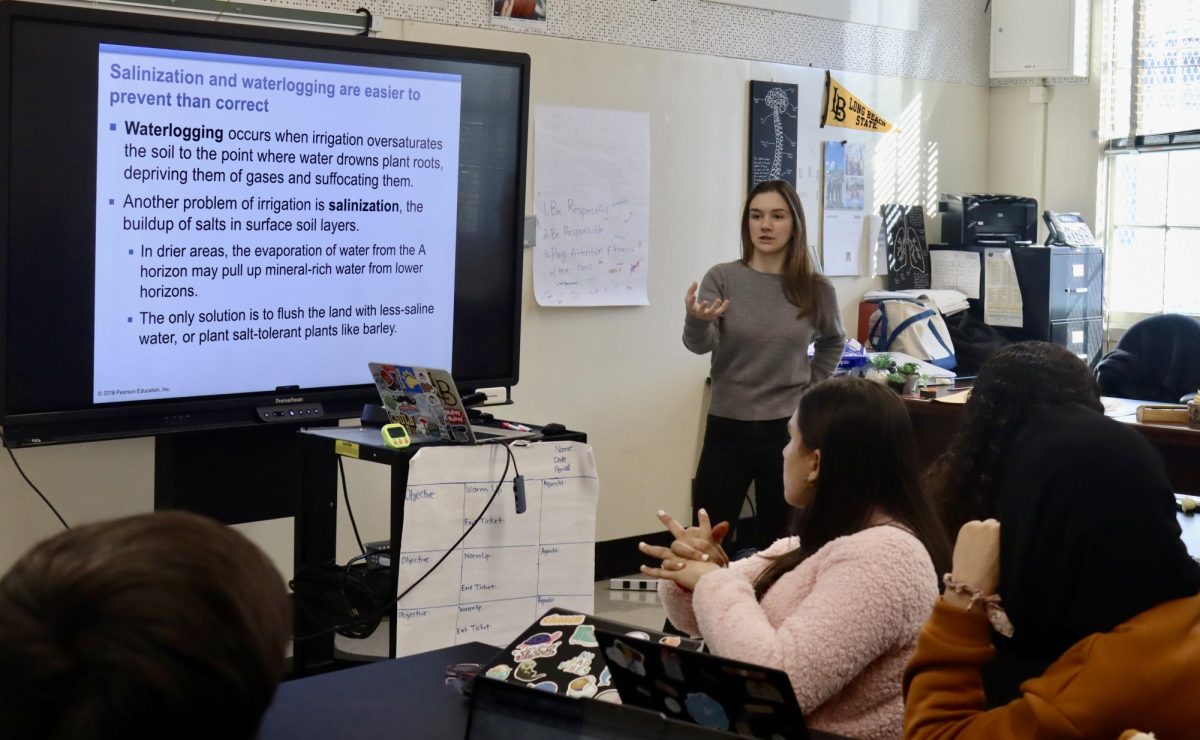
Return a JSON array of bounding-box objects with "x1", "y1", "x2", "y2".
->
[{"x1": 638, "y1": 509, "x2": 730, "y2": 591}]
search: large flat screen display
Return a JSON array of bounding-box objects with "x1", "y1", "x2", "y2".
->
[{"x1": 0, "y1": 2, "x2": 529, "y2": 446}]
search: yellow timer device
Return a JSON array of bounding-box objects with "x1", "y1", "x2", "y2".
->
[{"x1": 380, "y1": 423, "x2": 411, "y2": 449}]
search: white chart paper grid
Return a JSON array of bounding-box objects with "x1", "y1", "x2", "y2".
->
[{"x1": 394, "y1": 442, "x2": 598, "y2": 657}]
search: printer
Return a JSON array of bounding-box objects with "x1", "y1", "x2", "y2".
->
[{"x1": 939, "y1": 193, "x2": 1037, "y2": 245}]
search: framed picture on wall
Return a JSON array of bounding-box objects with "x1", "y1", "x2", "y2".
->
[{"x1": 492, "y1": 0, "x2": 546, "y2": 24}]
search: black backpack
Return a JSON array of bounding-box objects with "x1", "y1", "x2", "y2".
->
[{"x1": 942, "y1": 310, "x2": 1011, "y2": 376}]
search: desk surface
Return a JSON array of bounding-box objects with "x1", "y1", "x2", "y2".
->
[
  {"x1": 262, "y1": 642, "x2": 499, "y2": 740},
  {"x1": 903, "y1": 394, "x2": 1200, "y2": 495},
  {"x1": 263, "y1": 641, "x2": 851, "y2": 740}
]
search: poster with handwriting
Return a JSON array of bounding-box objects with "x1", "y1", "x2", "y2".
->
[
  {"x1": 533, "y1": 105, "x2": 649, "y2": 306},
  {"x1": 393, "y1": 442, "x2": 599, "y2": 657}
]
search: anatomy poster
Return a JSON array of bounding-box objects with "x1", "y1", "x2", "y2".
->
[
  {"x1": 880, "y1": 204, "x2": 931, "y2": 290},
  {"x1": 748, "y1": 81, "x2": 798, "y2": 192}
]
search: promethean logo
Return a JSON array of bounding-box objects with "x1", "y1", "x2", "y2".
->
[{"x1": 275, "y1": 397, "x2": 304, "y2": 404}]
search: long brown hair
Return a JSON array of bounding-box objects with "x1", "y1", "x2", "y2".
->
[
  {"x1": 923, "y1": 341, "x2": 1103, "y2": 539},
  {"x1": 740, "y1": 179, "x2": 823, "y2": 322},
  {"x1": 753, "y1": 377, "x2": 951, "y2": 599}
]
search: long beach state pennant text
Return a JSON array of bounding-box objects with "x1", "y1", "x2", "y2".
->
[{"x1": 820, "y1": 71, "x2": 893, "y2": 133}]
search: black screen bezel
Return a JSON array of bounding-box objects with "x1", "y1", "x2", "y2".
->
[{"x1": 0, "y1": 2, "x2": 529, "y2": 446}]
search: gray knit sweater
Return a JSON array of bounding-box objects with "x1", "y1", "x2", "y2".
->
[{"x1": 683, "y1": 260, "x2": 845, "y2": 420}]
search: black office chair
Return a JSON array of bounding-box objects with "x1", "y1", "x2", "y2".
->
[{"x1": 1095, "y1": 314, "x2": 1200, "y2": 403}]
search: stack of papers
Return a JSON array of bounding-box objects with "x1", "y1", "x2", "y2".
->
[
  {"x1": 932, "y1": 389, "x2": 972, "y2": 404},
  {"x1": 1101, "y1": 397, "x2": 1139, "y2": 419},
  {"x1": 863, "y1": 289, "x2": 970, "y2": 316}
]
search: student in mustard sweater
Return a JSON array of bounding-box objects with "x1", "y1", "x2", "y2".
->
[
  {"x1": 903, "y1": 402, "x2": 1200, "y2": 738},
  {"x1": 640, "y1": 376, "x2": 951, "y2": 740}
]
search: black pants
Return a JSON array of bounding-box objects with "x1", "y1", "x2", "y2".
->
[{"x1": 691, "y1": 414, "x2": 792, "y2": 551}]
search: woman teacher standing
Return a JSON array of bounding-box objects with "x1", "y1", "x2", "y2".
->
[{"x1": 683, "y1": 179, "x2": 845, "y2": 549}]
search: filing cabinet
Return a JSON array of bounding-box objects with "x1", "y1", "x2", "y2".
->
[{"x1": 1007, "y1": 246, "x2": 1104, "y2": 366}]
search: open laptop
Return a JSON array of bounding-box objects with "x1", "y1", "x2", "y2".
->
[
  {"x1": 367, "y1": 363, "x2": 536, "y2": 444},
  {"x1": 595, "y1": 629, "x2": 811, "y2": 740},
  {"x1": 465, "y1": 669, "x2": 743, "y2": 739}
]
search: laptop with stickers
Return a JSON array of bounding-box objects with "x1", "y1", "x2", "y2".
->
[
  {"x1": 594, "y1": 629, "x2": 812, "y2": 740},
  {"x1": 479, "y1": 608, "x2": 702, "y2": 703},
  {"x1": 367, "y1": 363, "x2": 535, "y2": 445}
]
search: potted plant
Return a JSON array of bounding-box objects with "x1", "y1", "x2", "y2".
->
[
  {"x1": 887, "y1": 362, "x2": 922, "y2": 395},
  {"x1": 865, "y1": 353, "x2": 894, "y2": 383}
]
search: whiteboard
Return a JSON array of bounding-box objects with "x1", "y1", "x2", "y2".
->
[
  {"x1": 393, "y1": 441, "x2": 599, "y2": 656},
  {"x1": 703, "y1": 0, "x2": 919, "y2": 32}
]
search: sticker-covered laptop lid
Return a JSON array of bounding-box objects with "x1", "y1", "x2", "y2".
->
[
  {"x1": 367, "y1": 363, "x2": 472, "y2": 443},
  {"x1": 595, "y1": 629, "x2": 810, "y2": 740},
  {"x1": 480, "y1": 608, "x2": 702, "y2": 703}
]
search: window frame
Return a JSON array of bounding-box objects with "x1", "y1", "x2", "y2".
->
[{"x1": 1098, "y1": 0, "x2": 1200, "y2": 330}]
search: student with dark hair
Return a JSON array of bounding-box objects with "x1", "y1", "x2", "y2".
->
[
  {"x1": 684, "y1": 178, "x2": 845, "y2": 549},
  {"x1": 0, "y1": 511, "x2": 292, "y2": 740},
  {"x1": 642, "y1": 376, "x2": 950, "y2": 740},
  {"x1": 922, "y1": 341, "x2": 1104, "y2": 538},
  {"x1": 904, "y1": 402, "x2": 1200, "y2": 737}
]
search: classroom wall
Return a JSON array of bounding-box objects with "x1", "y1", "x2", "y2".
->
[
  {"x1": 985, "y1": 0, "x2": 1105, "y2": 240},
  {"x1": 0, "y1": 3, "x2": 991, "y2": 579}
]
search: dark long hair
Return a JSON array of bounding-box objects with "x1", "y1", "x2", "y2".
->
[
  {"x1": 740, "y1": 179, "x2": 823, "y2": 323},
  {"x1": 923, "y1": 341, "x2": 1103, "y2": 538},
  {"x1": 753, "y1": 376, "x2": 951, "y2": 598}
]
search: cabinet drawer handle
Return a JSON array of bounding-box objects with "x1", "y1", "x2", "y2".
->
[{"x1": 1064, "y1": 287, "x2": 1089, "y2": 294}]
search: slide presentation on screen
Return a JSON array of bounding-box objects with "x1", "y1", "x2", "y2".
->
[{"x1": 92, "y1": 44, "x2": 462, "y2": 403}]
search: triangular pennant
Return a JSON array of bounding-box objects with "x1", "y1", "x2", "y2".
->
[{"x1": 820, "y1": 71, "x2": 893, "y2": 133}]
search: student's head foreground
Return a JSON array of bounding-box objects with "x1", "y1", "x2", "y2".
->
[
  {"x1": 926, "y1": 341, "x2": 1103, "y2": 534},
  {"x1": 986, "y1": 402, "x2": 1200, "y2": 701},
  {"x1": 755, "y1": 375, "x2": 950, "y2": 597},
  {"x1": 0, "y1": 511, "x2": 291, "y2": 740}
]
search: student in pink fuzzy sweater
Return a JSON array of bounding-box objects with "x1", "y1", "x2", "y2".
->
[{"x1": 641, "y1": 376, "x2": 950, "y2": 740}]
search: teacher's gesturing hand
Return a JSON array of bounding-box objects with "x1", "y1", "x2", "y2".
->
[{"x1": 685, "y1": 281, "x2": 730, "y2": 322}]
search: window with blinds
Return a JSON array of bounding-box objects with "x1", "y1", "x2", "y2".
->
[{"x1": 1101, "y1": 0, "x2": 1200, "y2": 320}]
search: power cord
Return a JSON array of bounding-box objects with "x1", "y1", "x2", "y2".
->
[
  {"x1": 0, "y1": 430, "x2": 69, "y2": 530},
  {"x1": 293, "y1": 442, "x2": 521, "y2": 642},
  {"x1": 338, "y1": 456, "x2": 366, "y2": 555}
]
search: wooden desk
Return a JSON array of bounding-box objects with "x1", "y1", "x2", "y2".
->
[{"x1": 903, "y1": 396, "x2": 1200, "y2": 496}]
